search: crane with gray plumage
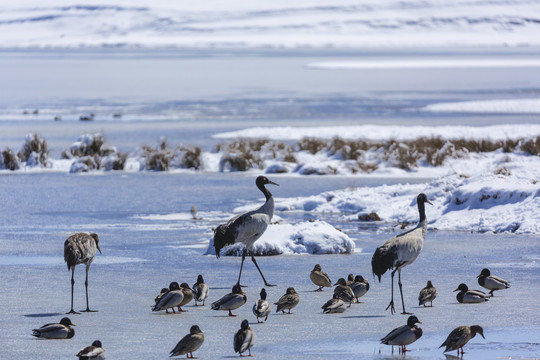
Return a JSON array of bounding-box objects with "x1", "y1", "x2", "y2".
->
[
  {"x1": 371, "y1": 193, "x2": 432, "y2": 315},
  {"x1": 64, "y1": 232, "x2": 102, "y2": 314},
  {"x1": 213, "y1": 176, "x2": 278, "y2": 287}
]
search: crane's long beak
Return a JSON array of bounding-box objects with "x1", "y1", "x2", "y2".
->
[
  {"x1": 96, "y1": 243, "x2": 102, "y2": 254},
  {"x1": 269, "y1": 180, "x2": 279, "y2": 186},
  {"x1": 480, "y1": 333, "x2": 485, "y2": 339},
  {"x1": 426, "y1": 199, "x2": 433, "y2": 205}
]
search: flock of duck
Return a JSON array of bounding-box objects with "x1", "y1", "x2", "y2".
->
[{"x1": 30, "y1": 176, "x2": 511, "y2": 358}]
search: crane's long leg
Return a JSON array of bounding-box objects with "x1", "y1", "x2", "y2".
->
[
  {"x1": 81, "y1": 264, "x2": 98, "y2": 312},
  {"x1": 398, "y1": 269, "x2": 412, "y2": 315},
  {"x1": 236, "y1": 248, "x2": 247, "y2": 287},
  {"x1": 66, "y1": 267, "x2": 80, "y2": 314},
  {"x1": 385, "y1": 268, "x2": 397, "y2": 314},
  {"x1": 251, "y1": 252, "x2": 276, "y2": 287}
]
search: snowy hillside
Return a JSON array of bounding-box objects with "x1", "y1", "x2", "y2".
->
[{"x1": 1, "y1": 0, "x2": 540, "y2": 48}]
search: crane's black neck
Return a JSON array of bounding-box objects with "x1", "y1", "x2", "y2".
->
[
  {"x1": 257, "y1": 181, "x2": 273, "y2": 201},
  {"x1": 418, "y1": 198, "x2": 427, "y2": 222}
]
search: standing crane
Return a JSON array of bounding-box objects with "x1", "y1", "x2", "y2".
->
[
  {"x1": 371, "y1": 193, "x2": 432, "y2": 315},
  {"x1": 213, "y1": 176, "x2": 278, "y2": 287},
  {"x1": 64, "y1": 232, "x2": 102, "y2": 314}
]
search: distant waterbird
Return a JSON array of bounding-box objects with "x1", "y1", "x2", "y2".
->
[
  {"x1": 170, "y1": 325, "x2": 204, "y2": 358},
  {"x1": 234, "y1": 320, "x2": 255, "y2": 357},
  {"x1": 152, "y1": 282, "x2": 184, "y2": 314},
  {"x1": 76, "y1": 340, "x2": 105, "y2": 359},
  {"x1": 32, "y1": 317, "x2": 76, "y2": 339},
  {"x1": 64, "y1": 232, "x2": 102, "y2": 314},
  {"x1": 440, "y1": 325, "x2": 485, "y2": 356},
  {"x1": 477, "y1": 268, "x2": 510, "y2": 296},
  {"x1": 275, "y1": 287, "x2": 300, "y2": 314},
  {"x1": 418, "y1": 280, "x2": 438, "y2": 307},
  {"x1": 310, "y1": 264, "x2": 332, "y2": 291},
  {"x1": 454, "y1": 283, "x2": 489, "y2": 303},
  {"x1": 213, "y1": 176, "x2": 279, "y2": 287},
  {"x1": 193, "y1": 275, "x2": 209, "y2": 306},
  {"x1": 371, "y1": 193, "x2": 432, "y2": 314},
  {"x1": 253, "y1": 288, "x2": 271, "y2": 323},
  {"x1": 211, "y1": 284, "x2": 247, "y2": 317},
  {"x1": 381, "y1": 315, "x2": 423, "y2": 353}
]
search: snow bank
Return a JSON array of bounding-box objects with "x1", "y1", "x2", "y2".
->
[
  {"x1": 273, "y1": 159, "x2": 540, "y2": 234},
  {"x1": 213, "y1": 124, "x2": 540, "y2": 141},
  {"x1": 205, "y1": 220, "x2": 355, "y2": 256},
  {"x1": 422, "y1": 98, "x2": 540, "y2": 114}
]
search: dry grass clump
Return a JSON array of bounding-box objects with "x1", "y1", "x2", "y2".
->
[
  {"x1": 297, "y1": 137, "x2": 327, "y2": 154},
  {"x1": 140, "y1": 138, "x2": 203, "y2": 171},
  {"x1": 18, "y1": 133, "x2": 49, "y2": 167},
  {"x1": 181, "y1": 146, "x2": 203, "y2": 169},
  {"x1": 62, "y1": 133, "x2": 126, "y2": 172},
  {"x1": 0, "y1": 148, "x2": 21, "y2": 170},
  {"x1": 61, "y1": 133, "x2": 111, "y2": 159},
  {"x1": 519, "y1": 137, "x2": 540, "y2": 155}
]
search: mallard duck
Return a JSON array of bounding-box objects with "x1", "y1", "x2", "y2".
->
[
  {"x1": 418, "y1": 280, "x2": 438, "y2": 307},
  {"x1": 193, "y1": 275, "x2": 209, "y2": 306},
  {"x1": 152, "y1": 282, "x2": 184, "y2": 314},
  {"x1": 253, "y1": 288, "x2": 271, "y2": 323},
  {"x1": 440, "y1": 325, "x2": 485, "y2": 356},
  {"x1": 32, "y1": 317, "x2": 76, "y2": 339},
  {"x1": 211, "y1": 284, "x2": 247, "y2": 316},
  {"x1": 310, "y1": 264, "x2": 332, "y2": 291},
  {"x1": 454, "y1": 283, "x2": 489, "y2": 303},
  {"x1": 333, "y1": 278, "x2": 355, "y2": 307},
  {"x1": 154, "y1": 288, "x2": 170, "y2": 305},
  {"x1": 76, "y1": 340, "x2": 105, "y2": 359},
  {"x1": 234, "y1": 320, "x2": 255, "y2": 357},
  {"x1": 322, "y1": 294, "x2": 346, "y2": 314},
  {"x1": 381, "y1": 315, "x2": 423, "y2": 353},
  {"x1": 170, "y1": 325, "x2": 204, "y2": 358},
  {"x1": 275, "y1": 287, "x2": 300, "y2": 314},
  {"x1": 178, "y1": 283, "x2": 194, "y2": 312},
  {"x1": 350, "y1": 275, "x2": 370, "y2": 303},
  {"x1": 477, "y1": 268, "x2": 510, "y2": 296},
  {"x1": 346, "y1": 273, "x2": 355, "y2": 286}
]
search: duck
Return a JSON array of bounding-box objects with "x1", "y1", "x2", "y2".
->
[
  {"x1": 350, "y1": 275, "x2": 370, "y2": 303},
  {"x1": 32, "y1": 317, "x2": 76, "y2": 339},
  {"x1": 333, "y1": 278, "x2": 355, "y2": 307},
  {"x1": 381, "y1": 315, "x2": 423, "y2": 353},
  {"x1": 154, "y1": 288, "x2": 170, "y2": 305},
  {"x1": 322, "y1": 294, "x2": 346, "y2": 314},
  {"x1": 170, "y1": 325, "x2": 204, "y2": 358},
  {"x1": 418, "y1": 280, "x2": 438, "y2": 307},
  {"x1": 234, "y1": 319, "x2": 255, "y2": 357},
  {"x1": 454, "y1": 283, "x2": 489, "y2": 303},
  {"x1": 310, "y1": 264, "x2": 332, "y2": 291},
  {"x1": 76, "y1": 340, "x2": 105, "y2": 359},
  {"x1": 477, "y1": 268, "x2": 510, "y2": 296},
  {"x1": 440, "y1": 325, "x2": 485, "y2": 356},
  {"x1": 177, "y1": 283, "x2": 194, "y2": 312},
  {"x1": 211, "y1": 284, "x2": 247, "y2": 317},
  {"x1": 346, "y1": 273, "x2": 355, "y2": 286},
  {"x1": 275, "y1": 287, "x2": 300, "y2": 314},
  {"x1": 193, "y1": 275, "x2": 209, "y2": 306},
  {"x1": 253, "y1": 288, "x2": 272, "y2": 323},
  {"x1": 152, "y1": 282, "x2": 184, "y2": 314}
]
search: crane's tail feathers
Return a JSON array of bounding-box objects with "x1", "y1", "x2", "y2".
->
[
  {"x1": 213, "y1": 224, "x2": 234, "y2": 259},
  {"x1": 371, "y1": 247, "x2": 395, "y2": 282},
  {"x1": 64, "y1": 243, "x2": 79, "y2": 270}
]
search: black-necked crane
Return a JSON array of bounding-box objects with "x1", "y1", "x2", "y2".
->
[
  {"x1": 64, "y1": 232, "x2": 102, "y2": 314},
  {"x1": 213, "y1": 176, "x2": 278, "y2": 287},
  {"x1": 371, "y1": 193, "x2": 432, "y2": 315}
]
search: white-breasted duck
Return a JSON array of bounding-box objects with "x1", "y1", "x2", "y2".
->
[
  {"x1": 253, "y1": 288, "x2": 271, "y2": 323},
  {"x1": 76, "y1": 340, "x2": 105, "y2": 359},
  {"x1": 234, "y1": 320, "x2": 255, "y2": 357},
  {"x1": 350, "y1": 275, "x2": 370, "y2": 303},
  {"x1": 32, "y1": 317, "x2": 76, "y2": 339},
  {"x1": 322, "y1": 294, "x2": 346, "y2": 314},
  {"x1": 454, "y1": 283, "x2": 489, "y2": 303},
  {"x1": 152, "y1": 282, "x2": 184, "y2": 314},
  {"x1": 381, "y1": 315, "x2": 423, "y2": 353},
  {"x1": 211, "y1": 284, "x2": 247, "y2": 317},
  {"x1": 193, "y1": 274, "x2": 209, "y2": 306},
  {"x1": 477, "y1": 268, "x2": 510, "y2": 296}
]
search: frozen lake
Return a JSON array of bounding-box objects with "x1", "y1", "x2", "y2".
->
[{"x1": 0, "y1": 172, "x2": 539, "y2": 359}]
